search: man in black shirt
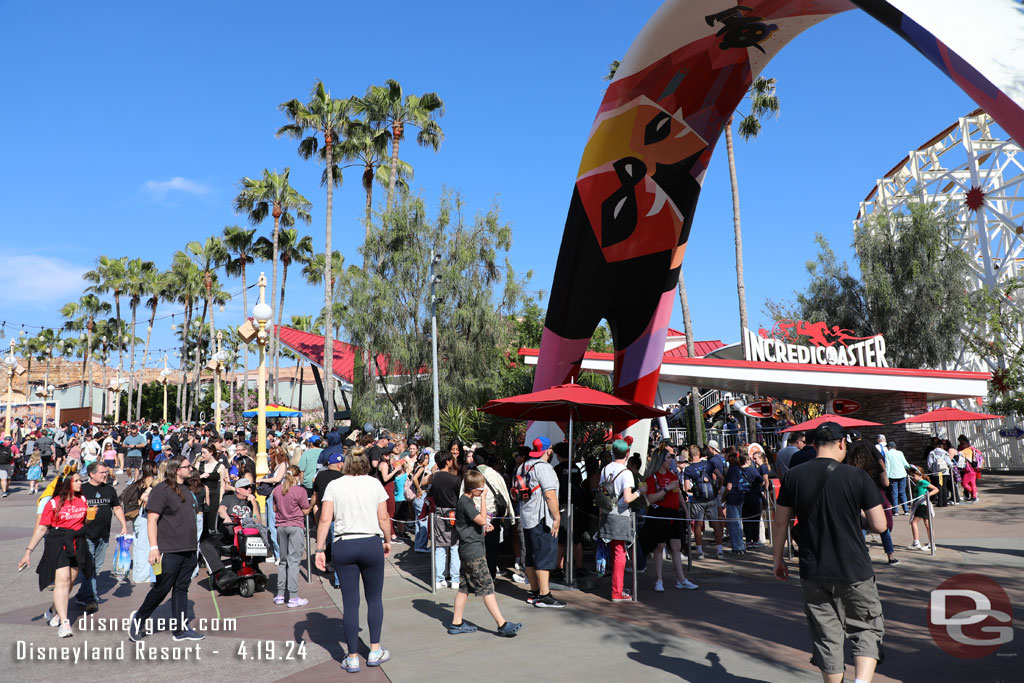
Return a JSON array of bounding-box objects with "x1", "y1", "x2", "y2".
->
[
  {"x1": 74, "y1": 462, "x2": 128, "y2": 613},
  {"x1": 773, "y1": 422, "x2": 887, "y2": 683},
  {"x1": 429, "y1": 451, "x2": 462, "y2": 588},
  {"x1": 311, "y1": 453, "x2": 345, "y2": 573},
  {"x1": 787, "y1": 432, "x2": 817, "y2": 470}
]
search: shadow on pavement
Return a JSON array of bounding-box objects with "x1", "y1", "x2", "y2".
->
[
  {"x1": 292, "y1": 609, "x2": 348, "y2": 663},
  {"x1": 629, "y1": 643, "x2": 774, "y2": 682}
]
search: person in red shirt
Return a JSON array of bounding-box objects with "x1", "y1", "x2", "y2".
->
[
  {"x1": 19, "y1": 470, "x2": 90, "y2": 637},
  {"x1": 640, "y1": 450, "x2": 698, "y2": 592}
]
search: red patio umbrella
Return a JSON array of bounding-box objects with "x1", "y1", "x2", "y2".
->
[
  {"x1": 893, "y1": 406, "x2": 1003, "y2": 424},
  {"x1": 478, "y1": 383, "x2": 666, "y2": 587},
  {"x1": 781, "y1": 414, "x2": 883, "y2": 433}
]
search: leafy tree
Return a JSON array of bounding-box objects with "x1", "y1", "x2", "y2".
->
[
  {"x1": 337, "y1": 190, "x2": 531, "y2": 442},
  {"x1": 83, "y1": 255, "x2": 128, "y2": 398},
  {"x1": 123, "y1": 257, "x2": 158, "y2": 420},
  {"x1": 60, "y1": 294, "x2": 111, "y2": 409},
  {"x1": 963, "y1": 281, "x2": 1024, "y2": 415},
  {"x1": 134, "y1": 267, "x2": 170, "y2": 422}
]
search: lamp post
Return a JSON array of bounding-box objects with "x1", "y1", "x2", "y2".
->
[
  {"x1": 430, "y1": 249, "x2": 442, "y2": 451},
  {"x1": 47, "y1": 384, "x2": 55, "y2": 428},
  {"x1": 160, "y1": 355, "x2": 172, "y2": 423},
  {"x1": 4, "y1": 341, "x2": 17, "y2": 437},
  {"x1": 213, "y1": 331, "x2": 229, "y2": 435},
  {"x1": 252, "y1": 273, "x2": 273, "y2": 478}
]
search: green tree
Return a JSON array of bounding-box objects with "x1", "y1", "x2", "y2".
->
[
  {"x1": 355, "y1": 80, "x2": 445, "y2": 211},
  {"x1": 168, "y1": 253, "x2": 204, "y2": 419},
  {"x1": 224, "y1": 225, "x2": 258, "y2": 412},
  {"x1": 234, "y1": 168, "x2": 312, "y2": 412},
  {"x1": 337, "y1": 190, "x2": 531, "y2": 442},
  {"x1": 60, "y1": 294, "x2": 111, "y2": 409},
  {"x1": 123, "y1": 258, "x2": 158, "y2": 420},
  {"x1": 277, "y1": 82, "x2": 352, "y2": 429},
  {"x1": 964, "y1": 282, "x2": 1024, "y2": 415},
  {"x1": 134, "y1": 267, "x2": 170, "y2": 422},
  {"x1": 83, "y1": 256, "x2": 128, "y2": 395}
]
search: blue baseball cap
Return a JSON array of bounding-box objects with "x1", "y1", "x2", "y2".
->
[{"x1": 328, "y1": 452, "x2": 345, "y2": 465}]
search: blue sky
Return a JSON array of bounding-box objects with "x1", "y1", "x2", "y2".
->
[{"x1": 0, "y1": 1, "x2": 978, "y2": 371}]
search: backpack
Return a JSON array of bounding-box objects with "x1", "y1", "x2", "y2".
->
[
  {"x1": 151, "y1": 435, "x2": 162, "y2": 452},
  {"x1": 0, "y1": 443, "x2": 12, "y2": 466},
  {"x1": 122, "y1": 481, "x2": 145, "y2": 520},
  {"x1": 595, "y1": 468, "x2": 629, "y2": 512},
  {"x1": 686, "y1": 461, "x2": 717, "y2": 502},
  {"x1": 510, "y1": 462, "x2": 540, "y2": 502}
]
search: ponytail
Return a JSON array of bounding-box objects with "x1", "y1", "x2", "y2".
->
[{"x1": 281, "y1": 465, "x2": 301, "y2": 495}]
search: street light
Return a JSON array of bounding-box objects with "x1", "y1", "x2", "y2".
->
[
  {"x1": 4, "y1": 341, "x2": 18, "y2": 437},
  {"x1": 429, "y1": 250, "x2": 442, "y2": 451},
  {"x1": 251, "y1": 273, "x2": 273, "y2": 478},
  {"x1": 213, "y1": 331, "x2": 230, "y2": 434},
  {"x1": 160, "y1": 355, "x2": 173, "y2": 423}
]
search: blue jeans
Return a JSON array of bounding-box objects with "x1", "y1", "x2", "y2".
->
[
  {"x1": 889, "y1": 478, "x2": 909, "y2": 513},
  {"x1": 412, "y1": 494, "x2": 429, "y2": 552},
  {"x1": 726, "y1": 503, "x2": 746, "y2": 551},
  {"x1": 192, "y1": 514, "x2": 203, "y2": 579},
  {"x1": 75, "y1": 537, "x2": 108, "y2": 603},
  {"x1": 863, "y1": 528, "x2": 896, "y2": 556},
  {"x1": 435, "y1": 546, "x2": 460, "y2": 584},
  {"x1": 132, "y1": 514, "x2": 156, "y2": 584},
  {"x1": 266, "y1": 496, "x2": 279, "y2": 559}
]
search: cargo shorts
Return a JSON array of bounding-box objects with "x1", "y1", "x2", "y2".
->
[{"x1": 802, "y1": 576, "x2": 885, "y2": 674}]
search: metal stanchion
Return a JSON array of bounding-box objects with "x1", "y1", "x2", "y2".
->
[
  {"x1": 684, "y1": 505, "x2": 692, "y2": 573},
  {"x1": 304, "y1": 512, "x2": 311, "y2": 582},
  {"x1": 765, "y1": 489, "x2": 774, "y2": 546},
  {"x1": 927, "y1": 495, "x2": 936, "y2": 556},
  {"x1": 786, "y1": 525, "x2": 793, "y2": 560},
  {"x1": 631, "y1": 513, "x2": 638, "y2": 602},
  {"x1": 430, "y1": 509, "x2": 437, "y2": 595}
]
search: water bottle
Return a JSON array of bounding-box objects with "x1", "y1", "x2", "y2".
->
[{"x1": 595, "y1": 539, "x2": 607, "y2": 577}]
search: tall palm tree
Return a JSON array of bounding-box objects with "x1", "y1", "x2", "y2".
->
[
  {"x1": 354, "y1": 79, "x2": 445, "y2": 211},
  {"x1": 255, "y1": 228, "x2": 313, "y2": 401},
  {"x1": 185, "y1": 237, "x2": 228, "y2": 422},
  {"x1": 60, "y1": 294, "x2": 111, "y2": 409},
  {"x1": 286, "y1": 315, "x2": 313, "y2": 411},
  {"x1": 134, "y1": 267, "x2": 169, "y2": 422},
  {"x1": 35, "y1": 328, "x2": 61, "y2": 402},
  {"x1": 234, "y1": 169, "x2": 312, "y2": 413},
  {"x1": 333, "y1": 120, "x2": 408, "y2": 234},
  {"x1": 83, "y1": 256, "x2": 128, "y2": 399},
  {"x1": 726, "y1": 75, "x2": 779, "y2": 360},
  {"x1": 223, "y1": 225, "x2": 257, "y2": 410},
  {"x1": 277, "y1": 81, "x2": 351, "y2": 430},
  {"x1": 122, "y1": 258, "x2": 157, "y2": 421},
  {"x1": 169, "y1": 253, "x2": 204, "y2": 419}
]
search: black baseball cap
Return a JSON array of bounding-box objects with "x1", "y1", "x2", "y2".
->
[{"x1": 814, "y1": 421, "x2": 846, "y2": 444}]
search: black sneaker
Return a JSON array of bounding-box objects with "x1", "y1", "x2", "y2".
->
[
  {"x1": 128, "y1": 611, "x2": 145, "y2": 643},
  {"x1": 533, "y1": 593, "x2": 566, "y2": 609},
  {"x1": 173, "y1": 628, "x2": 206, "y2": 642},
  {"x1": 525, "y1": 591, "x2": 538, "y2": 604},
  {"x1": 85, "y1": 601, "x2": 99, "y2": 614}
]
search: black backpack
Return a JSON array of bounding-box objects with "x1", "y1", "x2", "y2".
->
[
  {"x1": 510, "y1": 463, "x2": 540, "y2": 502},
  {"x1": 596, "y1": 468, "x2": 629, "y2": 512},
  {"x1": 121, "y1": 481, "x2": 145, "y2": 520},
  {"x1": 0, "y1": 443, "x2": 12, "y2": 466}
]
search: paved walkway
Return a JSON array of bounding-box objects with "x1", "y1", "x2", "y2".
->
[{"x1": 1, "y1": 474, "x2": 1021, "y2": 682}]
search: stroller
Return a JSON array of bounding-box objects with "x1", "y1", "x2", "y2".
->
[{"x1": 209, "y1": 515, "x2": 270, "y2": 598}]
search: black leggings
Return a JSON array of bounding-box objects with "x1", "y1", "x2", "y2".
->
[
  {"x1": 134, "y1": 551, "x2": 198, "y2": 635},
  {"x1": 334, "y1": 536, "x2": 385, "y2": 653},
  {"x1": 742, "y1": 499, "x2": 762, "y2": 543}
]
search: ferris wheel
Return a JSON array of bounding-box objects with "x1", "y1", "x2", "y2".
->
[{"x1": 855, "y1": 108, "x2": 1024, "y2": 376}]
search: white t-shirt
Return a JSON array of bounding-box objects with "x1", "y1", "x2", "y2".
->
[
  {"x1": 323, "y1": 475, "x2": 388, "y2": 541},
  {"x1": 600, "y1": 461, "x2": 635, "y2": 517}
]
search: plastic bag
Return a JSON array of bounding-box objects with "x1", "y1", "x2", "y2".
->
[{"x1": 112, "y1": 534, "x2": 134, "y2": 578}]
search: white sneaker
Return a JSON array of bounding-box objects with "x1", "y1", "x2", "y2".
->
[
  {"x1": 909, "y1": 541, "x2": 922, "y2": 549},
  {"x1": 44, "y1": 608, "x2": 59, "y2": 627},
  {"x1": 653, "y1": 579, "x2": 664, "y2": 592},
  {"x1": 449, "y1": 581, "x2": 460, "y2": 590},
  {"x1": 920, "y1": 545, "x2": 931, "y2": 552},
  {"x1": 676, "y1": 579, "x2": 699, "y2": 590},
  {"x1": 116, "y1": 469, "x2": 124, "y2": 474},
  {"x1": 695, "y1": 548, "x2": 704, "y2": 559},
  {"x1": 58, "y1": 619, "x2": 73, "y2": 638},
  {"x1": 435, "y1": 580, "x2": 447, "y2": 589},
  {"x1": 716, "y1": 547, "x2": 724, "y2": 559},
  {"x1": 511, "y1": 573, "x2": 528, "y2": 584}
]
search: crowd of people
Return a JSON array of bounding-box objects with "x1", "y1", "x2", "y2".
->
[{"x1": 2, "y1": 414, "x2": 988, "y2": 676}]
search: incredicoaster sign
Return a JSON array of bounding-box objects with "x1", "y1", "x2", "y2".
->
[{"x1": 744, "y1": 327, "x2": 890, "y2": 368}]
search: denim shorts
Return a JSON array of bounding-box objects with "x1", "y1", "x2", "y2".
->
[{"x1": 524, "y1": 522, "x2": 557, "y2": 571}]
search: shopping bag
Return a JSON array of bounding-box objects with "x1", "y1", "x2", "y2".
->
[{"x1": 112, "y1": 534, "x2": 134, "y2": 578}]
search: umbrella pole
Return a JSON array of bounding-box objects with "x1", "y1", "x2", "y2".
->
[{"x1": 567, "y1": 414, "x2": 574, "y2": 589}]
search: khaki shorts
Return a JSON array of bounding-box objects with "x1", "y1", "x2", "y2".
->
[{"x1": 802, "y1": 577, "x2": 885, "y2": 674}]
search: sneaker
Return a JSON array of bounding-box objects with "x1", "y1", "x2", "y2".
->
[
  {"x1": 496, "y1": 621, "x2": 523, "y2": 637},
  {"x1": 533, "y1": 593, "x2": 566, "y2": 608},
  {"x1": 286, "y1": 597, "x2": 308, "y2": 608},
  {"x1": 511, "y1": 572, "x2": 528, "y2": 584},
  {"x1": 126, "y1": 479, "x2": 134, "y2": 486},
  {"x1": 611, "y1": 592, "x2": 633, "y2": 603},
  {"x1": 3, "y1": 492, "x2": 9, "y2": 498},
  {"x1": 450, "y1": 581, "x2": 460, "y2": 590},
  {"x1": 58, "y1": 619, "x2": 73, "y2": 638},
  {"x1": 366, "y1": 648, "x2": 390, "y2": 667},
  {"x1": 128, "y1": 610, "x2": 145, "y2": 643},
  {"x1": 116, "y1": 469, "x2": 124, "y2": 474},
  {"x1": 676, "y1": 579, "x2": 699, "y2": 590},
  {"x1": 716, "y1": 547, "x2": 724, "y2": 559},
  {"x1": 43, "y1": 608, "x2": 59, "y2": 627},
  {"x1": 435, "y1": 580, "x2": 447, "y2": 590},
  {"x1": 653, "y1": 580, "x2": 665, "y2": 592},
  {"x1": 526, "y1": 591, "x2": 538, "y2": 605},
  {"x1": 749, "y1": 541, "x2": 763, "y2": 548},
  {"x1": 448, "y1": 622, "x2": 478, "y2": 635},
  {"x1": 274, "y1": 595, "x2": 285, "y2": 605},
  {"x1": 85, "y1": 601, "x2": 99, "y2": 614},
  {"x1": 695, "y1": 548, "x2": 704, "y2": 560},
  {"x1": 342, "y1": 654, "x2": 360, "y2": 673},
  {"x1": 909, "y1": 541, "x2": 922, "y2": 550},
  {"x1": 888, "y1": 558, "x2": 901, "y2": 565},
  {"x1": 920, "y1": 544, "x2": 931, "y2": 552},
  {"x1": 173, "y1": 628, "x2": 206, "y2": 642}
]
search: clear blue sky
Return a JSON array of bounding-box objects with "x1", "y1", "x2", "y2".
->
[{"x1": 0, "y1": 0, "x2": 977, "y2": 370}]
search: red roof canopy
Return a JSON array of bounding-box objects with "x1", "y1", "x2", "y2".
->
[{"x1": 276, "y1": 326, "x2": 426, "y2": 383}]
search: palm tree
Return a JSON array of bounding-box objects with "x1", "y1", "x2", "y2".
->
[
  {"x1": 334, "y1": 120, "x2": 410, "y2": 235},
  {"x1": 255, "y1": 228, "x2": 313, "y2": 401},
  {"x1": 223, "y1": 225, "x2": 257, "y2": 410},
  {"x1": 121, "y1": 258, "x2": 157, "y2": 421},
  {"x1": 234, "y1": 168, "x2": 312, "y2": 413},
  {"x1": 185, "y1": 237, "x2": 228, "y2": 422},
  {"x1": 354, "y1": 79, "x2": 445, "y2": 211},
  {"x1": 726, "y1": 75, "x2": 779, "y2": 361},
  {"x1": 134, "y1": 267, "x2": 169, "y2": 421},
  {"x1": 169, "y1": 253, "x2": 204, "y2": 419},
  {"x1": 83, "y1": 256, "x2": 128, "y2": 398},
  {"x1": 60, "y1": 294, "x2": 111, "y2": 409},
  {"x1": 277, "y1": 82, "x2": 351, "y2": 430},
  {"x1": 286, "y1": 315, "x2": 313, "y2": 411},
  {"x1": 34, "y1": 328, "x2": 61, "y2": 402}
]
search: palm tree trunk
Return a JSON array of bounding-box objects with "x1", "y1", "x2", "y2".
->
[
  {"x1": 387, "y1": 125, "x2": 400, "y2": 211},
  {"x1": 99, "y1": 351, "x2": 108, "y2": 419},
  {"x1": 114, "y1": 293, "x2": 124, "y2": 411},
  {"x1": 176, "y1": 303, "x2": 190, "y2": 420},
  {"x1": 79, "y1": 345, "x2": 88, "y2": 408},
  {"x1": 270, "y1": 211, "x2": 281, "y2": 411},
  {"x1": 725, "y1": 116, "x2": 755, "y2": 443},
  {"x1": 324, "y1": 141, "x2": 336, "y2": 429},
  {"x1": 677, "y1": 266, "x2": 704, "y2": 446},
  {"x1": 289, "y1": 357, "x2": 299, "y2": 408},
  {"x1": 298, "y1": 361, "x2": 305, "y2": 416},
  {"x1": 85, "y1": 327, "x2": 94, "y2": 413},
  {"x1": 275, "y1": 262, "x2": 288, "y2": 403},
  {"x1": 241, "y1": 264, "x2": 250, "y2": 414},
  {"x1": 135, "y1": 304, "x2": 157, "y2": 421},
  {"x1": 127, "y1": 306, "x2": 139, "y2": 421},
  {"x1": 188, "y1": 299, "x2": 209, "y2": 423}
]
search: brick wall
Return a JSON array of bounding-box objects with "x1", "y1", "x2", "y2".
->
[{"x1": 856, "y1": 392, "x2": 933, "y2": 463}]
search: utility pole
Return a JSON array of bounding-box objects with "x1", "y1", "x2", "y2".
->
[{"x1": 430, "y1": 250, "x2": 441, "y2": 451}]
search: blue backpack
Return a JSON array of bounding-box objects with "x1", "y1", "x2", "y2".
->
[{"x1": 151, "y1": 435, "x2": 162, "y2": 452}]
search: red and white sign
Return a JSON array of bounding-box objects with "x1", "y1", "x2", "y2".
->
[
  {"x1": 828, "y1": 398, "x2": 862, "y2": 416},
  {"x1": 742, "y1": 400, "x2": 774, "y2": 418}
]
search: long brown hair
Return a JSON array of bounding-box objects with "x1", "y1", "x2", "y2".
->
[
  {"x1": 281, "y1": 465, "x2": 301, "y2": 495},
  {"x1": 269, "y1": 447, "x2": 290, "y2": 470},
  {"x1": 163, "y1": 455, "x2": 187, "y2": 502}
]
